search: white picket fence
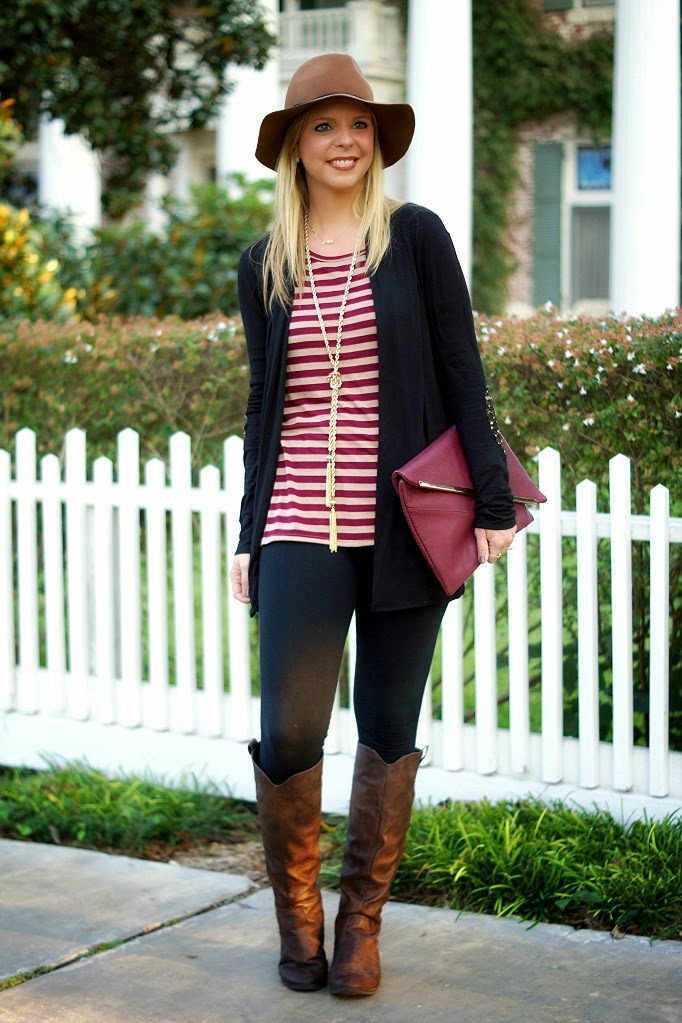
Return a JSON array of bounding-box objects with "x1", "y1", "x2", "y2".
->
[{"x1": 0, "y1": 427, "x2": 680, "y2": 822}]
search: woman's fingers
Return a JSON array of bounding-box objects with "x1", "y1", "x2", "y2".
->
[
  {"x1": 230, "y1": 554, "x2": 251, "y2": 603},
  {"x1": 474, "y1": 528, "x2": 490, "y2": 565},
  {"x1": 474, "y1": 526, "x2": 517, "y2": 565}
]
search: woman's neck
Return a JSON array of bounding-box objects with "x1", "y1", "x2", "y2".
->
[{"x1": 306, "y1": 188, "x2": 362, "y2": 254}]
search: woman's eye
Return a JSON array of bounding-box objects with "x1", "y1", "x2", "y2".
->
[
  {"x1": 314, "y1": 123, "x2": 331, "y2": 132},
  {"x1": 354, "y1": 120, "x2": 369, "y2": 129}
]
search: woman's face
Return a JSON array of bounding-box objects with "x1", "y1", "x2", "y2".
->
[{"x1": 296, "y1": 98, "x2": 375, "y2": 197}]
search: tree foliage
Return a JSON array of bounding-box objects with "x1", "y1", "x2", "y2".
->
[{"x1": 0, "y1": 1, "x2": 276, "y2": 217}]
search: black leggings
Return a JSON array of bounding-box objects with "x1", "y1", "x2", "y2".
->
[{"x1": 257, "y1": 541, "x2": 447, "y2": 784}]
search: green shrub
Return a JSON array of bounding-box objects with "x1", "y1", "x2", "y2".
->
[
  {"x1": 0, "y1": 176, "x2": 273, "y2": 323},
  {"x1": 479, "y1": 304, "x2": 681, "y2": 513},
  {"x1": 0, "y1": 312, "x2": 248, "y2": 473},
  {"x1": 0, "y1": 755, "x2": 257, "y2": 856},
  {"x1": 396, "y1": 797, "x2": 682, "y2": 941},
  {"x1": 83, "y1": 176, "x2": 273, "y2": 320},
  {"x1": 0, "y1": 203, "x2": 83, "y2": 322}
]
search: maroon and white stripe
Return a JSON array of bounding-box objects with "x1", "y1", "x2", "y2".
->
[{"x1": 261, "y1": 247, "x2": 378, "y2": 547}]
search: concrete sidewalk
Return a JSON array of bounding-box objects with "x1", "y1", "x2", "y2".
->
[{"x1": 0, "y1": 838, "x2": 680, "y2": 1023}]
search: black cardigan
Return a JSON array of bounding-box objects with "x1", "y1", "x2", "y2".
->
[{"x1": 235, "y1": 202, "x2": 516, "y2": 616}]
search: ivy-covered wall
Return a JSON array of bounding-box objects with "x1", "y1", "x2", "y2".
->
[{"x1": 399, "y1": 0, "x2": 613, "y2": 313}]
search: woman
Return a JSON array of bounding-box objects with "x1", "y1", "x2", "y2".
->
[{"x1": 229, "y1": 53, "x2": 516, "y2": 998}]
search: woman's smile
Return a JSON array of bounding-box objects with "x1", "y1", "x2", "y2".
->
[{"x1": 328, "y1": 157, "x2": 359, "y2": 170}]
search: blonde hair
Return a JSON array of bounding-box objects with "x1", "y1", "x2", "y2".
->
[{"x1": 258, "y1": 107, "x2": 405, "y2": 312}]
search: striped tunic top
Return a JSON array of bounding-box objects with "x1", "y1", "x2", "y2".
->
[{"x1": 261, "y1": 247, "x2": 379, "y2": 547}]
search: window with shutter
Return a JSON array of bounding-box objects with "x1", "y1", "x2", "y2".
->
[
  {"x1": 571, "y1": 207, "x2": 610, "y2": 302},
  {"x1": 533, "y1": 142, "x2": 563, "y2": 309}
]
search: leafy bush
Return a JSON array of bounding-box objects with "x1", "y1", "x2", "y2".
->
[
  {"x1": 0, "y1": 203, "x2": 83, "y2": 321},
  {"x1": 0, "y1": 176, "x2": 273, "y2": 323},
  {"x1": 82, "y1": 176, "x2": 273, "y2": 320},
  {"x1": 478, "y1": 303, "x2": 680, "y2": 512},
  {"x1": 0, "y1": 312, "x2": 248, "y2": 474}
]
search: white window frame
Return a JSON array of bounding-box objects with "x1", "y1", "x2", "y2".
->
[{"x1": 561, "y1": 138, "x2": 613, "y2": 314}]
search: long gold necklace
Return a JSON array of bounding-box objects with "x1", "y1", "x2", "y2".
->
[{"x1": 304, "y1": 210, "x2": 360, "y2": 552}]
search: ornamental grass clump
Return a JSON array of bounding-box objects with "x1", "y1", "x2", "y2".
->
[
  {"x1": 322, "y1": 796, "x2": 682, "y2": 942},
  {"x1": 0, "y1": 755, "x2": 258, "y2": 857}
]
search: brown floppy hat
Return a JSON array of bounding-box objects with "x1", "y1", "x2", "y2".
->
[{"x1": 255, "y1": 53, "x2": 415, "y2": 171}]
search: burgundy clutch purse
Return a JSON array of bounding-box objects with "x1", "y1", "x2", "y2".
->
[{"x1": 392, "y1": 426, "x2": 547, "y2": 596}]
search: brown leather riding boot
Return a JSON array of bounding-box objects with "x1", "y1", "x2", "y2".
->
[
  {"x1": 248, "y1": 738, "x2": 328, "y2": 991},
  {"x1": 329, "y1": 741, "x2": 423, "y2": 997}
]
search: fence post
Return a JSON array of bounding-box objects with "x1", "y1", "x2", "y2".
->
[
  {"x1": 15, "y1": 428, "x2": 39, "y2": 714},
  {"x1": 507, "y1": 529, "x2": 530, "y2": 775},
  {"x1": 538, "y1": 446, "x2": 563, "y2": 783},
  {"x1": 65, "y1": 428, "x2": 89, "y2": 720},
  {"x1": 441, "y1": 597, "x2": 464, "y2": 771},
  {"x1": 576, "y1": 478, "x2": 600, "y2": 788},
  {"x1": 117, "y1": 428, "x2": 143, "y2": 727},
  {"x1": 474, "y1": 562, "x2": 497, "y2": 775},
  {"x1": 0, "y1": 449, "x2": 15, "y2": 710},
  {"x1": 170, "y1": 431, "x2": 197, "y2": 733},
  {"x1": 93, "y1": 455, "x2": 116, "y2": 725},
  {"x1": 145, "y1": 457, "x2": 170, "y2": 731},
  {"x1": 416, "y1": 671, "x2": 433, "y2": 763},
  {"x1": 224, "y1": 435, "x2": 252, "y2": 741},
  {"x1": 200, "y1": 464, "x2": 224, "y2": 738},
  {"x1": 649, "y1": 484, "x2": 670, "y2": 796},
  {"x1": 40, "y1": 453, "x2": 66, "y2": 715},
  {"x1": 610, "y1": 453, "x2": 633, "y2": 791}
]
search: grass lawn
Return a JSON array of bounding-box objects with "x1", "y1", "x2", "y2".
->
[{"x1": 1, "y1": 757, "x2": 680, "y2": 944}]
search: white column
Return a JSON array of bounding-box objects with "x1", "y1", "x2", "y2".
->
[
  {"x1": 38, "y1": 113, "x2": 101, "y2": 245},
  {"x1": 144, "y1": 172, "x2": 170, "y2": 236},
  {"x1": 216, "y1": 0, "x2": 280, "y2": 185},
  {"x1": 406, "y1": 0, "x2": 472, "y2": 287},
  {"x1": 611, "y1": 0, "x2": 680, "y2": 316}
]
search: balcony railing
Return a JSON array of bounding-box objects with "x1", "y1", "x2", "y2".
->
[
  {"x1": 280, "y1": 8, "x2": 351, "y2": 55},
  {"x1": 279, "y1": 4, "x2": 405, "y2": 77}
]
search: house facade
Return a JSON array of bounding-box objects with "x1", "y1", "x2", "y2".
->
[{"x1": 4, "y1": 0, "x2": 680, "y2": 317}]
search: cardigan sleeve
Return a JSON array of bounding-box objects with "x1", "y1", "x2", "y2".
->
[
  {"x1": 235, "y1": 243, "x2": 268, "y2": 555},
  {"x1": 412, "y1": 207, "x2": 516, "y2": 530}
]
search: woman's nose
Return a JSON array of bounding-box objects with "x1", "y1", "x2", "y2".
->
[{"x1": 333, "y1": 125, "x2": 353, "y2": 146}]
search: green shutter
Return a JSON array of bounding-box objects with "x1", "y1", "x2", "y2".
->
[
  {"x1": 533, "y1": 142, "x2": 563, "y2": 309},
  {"x1": 543, "y1": 0, "x2": 572, "y2": 10}
]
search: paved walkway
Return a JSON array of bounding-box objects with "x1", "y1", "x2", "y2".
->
[{"x1": 0, "y1": 838, "x2": 679, "y2": 1023}]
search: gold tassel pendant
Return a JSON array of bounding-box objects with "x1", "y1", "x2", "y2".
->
[
  {"x1": 325, "y1": 458, "x2": 333, "y2": 508},
  {"x1": 329, "y1": 505, "x2": 338, "y2": 553}
]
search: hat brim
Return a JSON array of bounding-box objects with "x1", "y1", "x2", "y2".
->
[{"x1": 255, "y1": 94, "x2": 415, "y2": 171}]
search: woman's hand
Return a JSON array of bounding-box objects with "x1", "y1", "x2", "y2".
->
[
  {"x1": 230, "y1": 553, "x2": 251, "y2": 603},
  {"x1": 474, "y1": 526, "x2": 517, "y2": 565}
]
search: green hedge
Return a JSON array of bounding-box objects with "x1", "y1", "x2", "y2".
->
[{"x1": 1, "y1": 304, "x2": 678, "y2": 503}]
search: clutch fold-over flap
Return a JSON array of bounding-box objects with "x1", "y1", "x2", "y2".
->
[{"x1": 394, "y1": 426, "x2": 546, "y2": 507}]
